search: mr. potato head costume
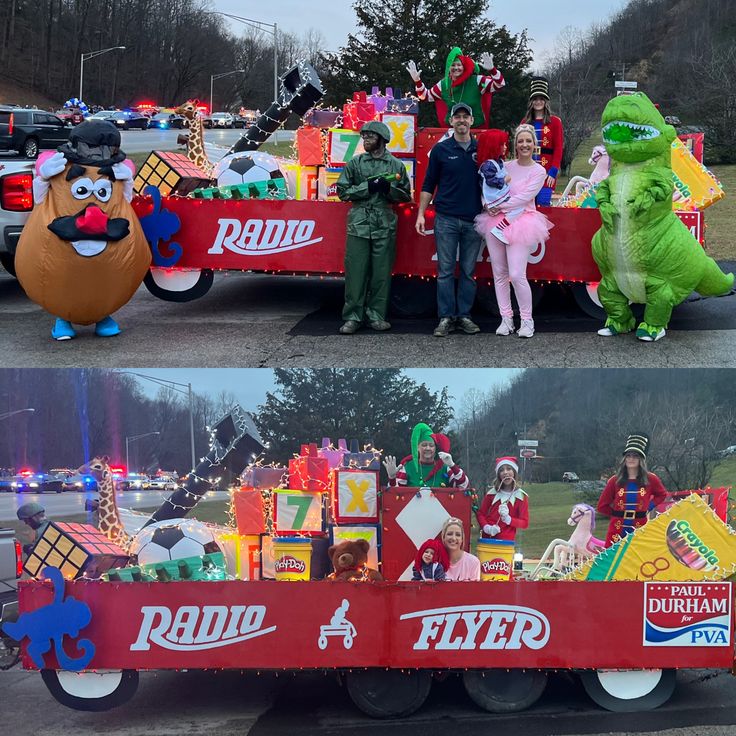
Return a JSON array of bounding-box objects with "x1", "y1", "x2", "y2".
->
[{"x1": 15, "y1": 120, "x2": 150, "y2": 340}]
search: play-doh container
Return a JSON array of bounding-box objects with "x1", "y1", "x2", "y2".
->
[
  {"x1": 477, "y1": 539, "x2": 515, "y2": 581},
  {"x1": 272, "y1": 536, "x2": 312, "y2": 581}
]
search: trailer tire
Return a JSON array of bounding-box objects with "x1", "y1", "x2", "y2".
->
[
  {"x1": 144, "y1": 268, "x2": 214, "y2": 302},
  {"x1": 345, "y1": 669, "x2": 431, "y2": 718},
  {"x1": 580, "y1": 668, "x2": 676, "y2": 712},
  {"x1": 41, "y1": 669, "x2": 139, "y2": 711},
  {"x1": 389, "y1": 275, "x2": 435, "y2": 318},
  {"x1": 463, "y1": 668, "x2": 548, "y2": 713},
  {"x1": 570, "y1": 282, "x2": 607, "y2": 320}
]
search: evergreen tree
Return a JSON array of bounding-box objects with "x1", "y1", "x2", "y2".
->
[
  {"x1": 255, "y1": 369, "x2": 455, "y2": 467},
  {"x1": 321, "y1": 0, "x2": 533, "y2": 131}
]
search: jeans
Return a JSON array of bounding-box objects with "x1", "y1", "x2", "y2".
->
[{"x1": 434, "y1": 213, "x2": 483, "y2": 318}]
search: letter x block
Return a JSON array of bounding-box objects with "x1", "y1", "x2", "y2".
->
[{"x1": 333, "y1": 469, "x2": 379, "y2": 523}]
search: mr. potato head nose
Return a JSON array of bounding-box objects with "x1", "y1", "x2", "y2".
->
[{"x1": 76, "y1": 205, "x2": 109, "y2": 236}]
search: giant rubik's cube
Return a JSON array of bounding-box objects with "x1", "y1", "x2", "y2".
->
[
  {"x1": 24, "y1": 521, "x2": 129, "y2": 580},
  {"x1": 133, "y1": 150, "x2": 212, "y2": 196},
  {"x1": 380, "y1": 487, "x2": 472, "y2": 581}
]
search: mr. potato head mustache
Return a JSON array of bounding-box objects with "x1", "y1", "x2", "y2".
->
[{"x1": 48, "y1": 203, "x2": 130, "y2": 244}]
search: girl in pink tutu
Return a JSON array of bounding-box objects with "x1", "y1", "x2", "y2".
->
[{"x1": 475, "y1": 123, "x2": 554, "y2": 338}]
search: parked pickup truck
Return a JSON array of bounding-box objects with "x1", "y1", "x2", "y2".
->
[
  {"x1": 0, "y1": 527, "x2": 22, "y2": 667},
  {"x1": 0, "y1": 159, "x2": 34, "y2": 276}
]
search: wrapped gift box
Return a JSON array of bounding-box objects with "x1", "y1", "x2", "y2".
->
[
  {"x1": 233, "y1": 487, "x2": 267, "y2": 535},
  {"x1": 240, "y1": 465, "x2": 287, "y2": 489},
  {"x1": 381, "y1": 113, "x2": 416, "y2": 157},
  {"x1": 133, "y1": 150, "x2": 212, "y2": 196},
  {"x1": 217, "y1": 533, "x2": 261, "y2": 580},
  {"x1": 288, "y1": 444, "x2": 330, "y2": 492},
  {"x1": 380, "y1": 486, "x2": 472, "y2": 581},
  {"x1": 24, "y1": 521, "x2": 129, "y2": 580},
  {"x1": 342, "y1": 91, "x2": 377, "y2": 131},
  {"x1": 273, "y1": 489, "x2": 325, "y2": 536},
  {"x1": 330, "y1": 524, "x2": 381, "y2": 571},
  {"x1": 319, "y1": 437, "x2": 349, "y2": 469},
  {"x1": 328, "y1": 129, "x2": 365, "y2": 166},
  {"x1": 317, "y1": 166, "x2": 343, "y2": 201},
  {"x1": 296, "y1": 126, "x2": 325, "y2": 166},
  {"x1": 333, "y1": 469, "x2": 379, "y2": 523},
  {"x1": 386, "y1": 97, "x2": 419, "y2": 114},
  {"x1": 303, "y1": 108, "x2": 342, "y2": 128},
  {"x1": 341, "y1": 440, "x2": 381, "y2": 471}
]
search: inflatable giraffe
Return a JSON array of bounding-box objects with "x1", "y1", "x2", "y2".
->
[
  {"x1": 79, "y1": 455, "x2": 133, "y2": 551},
  {"x1": 174, "y1": 99, "x2": 214, "y2": 177}
]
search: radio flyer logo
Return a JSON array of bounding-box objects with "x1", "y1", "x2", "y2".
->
[
  {"x1": 275, "y1": 555, "x2": 306, "y2": 574},
  {"x1": 318, "y1": 598, "x2": 357, "y2": 650},
  {"x1": 643, "y1": 583, "x2": 731, "y2": 647},
  {"x1": 208, "y1": 218, "x2": 323, "y2": 256}
]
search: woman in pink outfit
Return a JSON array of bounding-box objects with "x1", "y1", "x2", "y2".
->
[
  {"x1": 441, "y1": 517, "x2": 481, "y2": 581},
  {"x1": 475, "y1": 124, "x2": 554, "y2": 338}
]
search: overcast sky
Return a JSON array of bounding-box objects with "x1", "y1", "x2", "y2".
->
[
  {"x1": 124, "y1": 368, "x2": 519, "y2": 419},
  {"x1": 211, "y1": 0, "x2": 628, "y2": 68}
]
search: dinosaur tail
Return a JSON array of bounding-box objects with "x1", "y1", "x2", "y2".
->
[{"x1": 695, "y1": 259, "x2": 734, "y2": 297}]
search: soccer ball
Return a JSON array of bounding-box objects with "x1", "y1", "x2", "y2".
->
[
  {"x1": 129, "y1": 518, "x2": 221, "y2": 565},
  {"x1": 214, "y1": 151, "x2": 285, "y2": 188}
]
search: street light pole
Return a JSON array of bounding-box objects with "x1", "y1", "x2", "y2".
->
[
  {"x1": 117, "y1": 372, "x2": 196, "y2": 470},
  {"x1": 79, "y1": 46, "x2": 126, "y2": 102},
  {"x1": 125, "y1": 431, "x2": 160, "y2": 475},
  {"x1": 209, "y1": 69, "x2": 246, "y2": 114}
]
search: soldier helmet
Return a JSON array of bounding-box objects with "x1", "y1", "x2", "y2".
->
[
  {"x1": 17, "y1": 502, "x2": 45, "y2": 520},
  {"x1": 360, "y1": 120, "x2": 392, "y2": 144}
]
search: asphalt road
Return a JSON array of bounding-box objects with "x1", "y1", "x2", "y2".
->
[
  {"x1": 0, "y1": 667, "x2": 734, "y2": 735},
  {"x1": 1, "y1": 268, "x2": 735, "y2": 368},
  {"x1": 0, "y1": 489, "x2": 229, "y2": 522}
]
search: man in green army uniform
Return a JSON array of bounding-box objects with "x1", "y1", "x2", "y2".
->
[{"x1": 336, "y1": 120, "x2": 412, "y2": 334}]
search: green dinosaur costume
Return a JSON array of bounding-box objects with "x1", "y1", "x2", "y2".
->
[{"x1": 591, "y1": 93, "x2": 733, "y2": 340}]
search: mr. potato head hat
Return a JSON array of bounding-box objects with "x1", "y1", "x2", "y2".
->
[{"x1": 57, "y1": 120, "x2": 126, "y2": 168}]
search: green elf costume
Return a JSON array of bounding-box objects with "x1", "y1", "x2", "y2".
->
[
  {"x1": 388, "y1": 422, "x2": 469, "y2": 489},
  {"x1": 410, "y1": 47, "x2": 506, "y2": 127},
  {"x1": 336, "y1": 120, "x2": 412, "y2": 332}
]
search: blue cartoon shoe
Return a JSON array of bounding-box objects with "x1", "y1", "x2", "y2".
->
[
  {"x1": 51, "y1": 318, "x2": 76, "y2": 341},
  {"x1": 95, "y1": 316, "x2": 121, "y2": 337}
]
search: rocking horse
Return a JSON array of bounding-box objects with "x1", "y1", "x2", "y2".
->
[{"x1": 553, "y1": 503, "x2": 605, "y2": 570}]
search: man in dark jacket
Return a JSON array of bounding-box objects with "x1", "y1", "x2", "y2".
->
[
  {"x1": 415, "y1": 102, "x2": 483, "y2": 336},
  {"x1": 336, "y1": 120, "x2": 412, "y2": 334}
]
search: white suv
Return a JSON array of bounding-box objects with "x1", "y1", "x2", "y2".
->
[{"x1": 208, "y1": 112, "x2": 234, "y2": 128}]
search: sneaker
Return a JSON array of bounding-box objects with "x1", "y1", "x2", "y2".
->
[
  {"x1": 433, "y1": 317, "x2": 456, "y2": 337},
  {"x1": 339, "y1": 320, "x2": 361, "y2": 335},
  {"x1": 637, "y1": 327, "x2": 666, "y2": 342},
  {"x1": 94, "y1": 315, "x2": 121, "y2": 337},
  {"x1": 51, "y1": 318, "x2": 76, "y2": 341},
  {"x1": 597, "y1": 326, "x2": 618, "y2": 336},
  {"x1": 496, "y1": 316, "x2": 515, "y2": 336},
  {"x1": 457, "y1": 317, "x2": 480, "y2": 334},
  {"x1": 490, "y1": 225, "x2": 509, "y2": 245},
  {"x1": 517, "y1": 319, "x2": 535, "y2": 338},
  {"x1": 369, "y1": 319, "x2": 391, "y2": 331}
]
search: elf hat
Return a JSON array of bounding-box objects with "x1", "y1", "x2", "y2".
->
[
  {"x1": 623, "y1": 433, "x2": 649, "y2": 459},
  {"x1": 495, "y1": 456, "x2": 519, "y2": 474},
  {"x1": 530, "y1": 76, "x2": 550, "y2": 101},
  {"x1": 411, "y1": 422, "x2": 434, "y2": 464},
  {"x1": 430, "y1": 433, "x2": 450, "y2": 454}
]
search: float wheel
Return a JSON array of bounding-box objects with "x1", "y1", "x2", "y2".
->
[
  {"x1": 344, "y1": 669, "x2": 432, "y2": 718},
  {"x1": 570, "y1": 282, "x2": 607, "y2": 320},
  {"x1": 579, "y1": 668, "x2": 676, "y2": 712},
  {"x1": 389, "y1": 275, "x2": 436, "y2": 318},
  {"x1": 143, "y1": 268, "x2": 214, "y2": 303},
  {"x1": 41, "y1": 669, "x2": 139, "y2": 711},
  {"x1": 463, "y1": 668, "x2": 548, "y2": 713}
]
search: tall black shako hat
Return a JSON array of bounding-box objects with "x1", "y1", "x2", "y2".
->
[
  {"x1": 57, "y1": 120, "x2": 126, "y2": 167},
  {"x1": 529, "y1": 76, "x2": 550, "y2": 101},
  {"x1": 623, "y1": 433, "x2": 649, "y2": 459}
]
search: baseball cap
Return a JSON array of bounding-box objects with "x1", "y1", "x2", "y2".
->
[{"x1": 450, "y1": 102, "x2": 473, "y2": 117}]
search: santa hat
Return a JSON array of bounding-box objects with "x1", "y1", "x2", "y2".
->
[{"x1": 495, "y1": 456, "x2": 519, "y2": 474}]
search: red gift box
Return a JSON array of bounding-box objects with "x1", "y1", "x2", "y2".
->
[
  {"x1": 288, "y1": 443, "x2": 330, "y2": 492},
  {"x1": 233, "y1": 487, "x2": 267, "y2": 535},
  {"x1": 297, "y1": 127, "x2": 325, "y2": 166},
  {"x1": 342, "y1": 91, "x2": 377, "y2": 132}
]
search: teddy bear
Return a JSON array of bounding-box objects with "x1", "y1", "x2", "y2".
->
[{"x1": 327, "y1": 539, "x2": 383, "y2": 582}]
